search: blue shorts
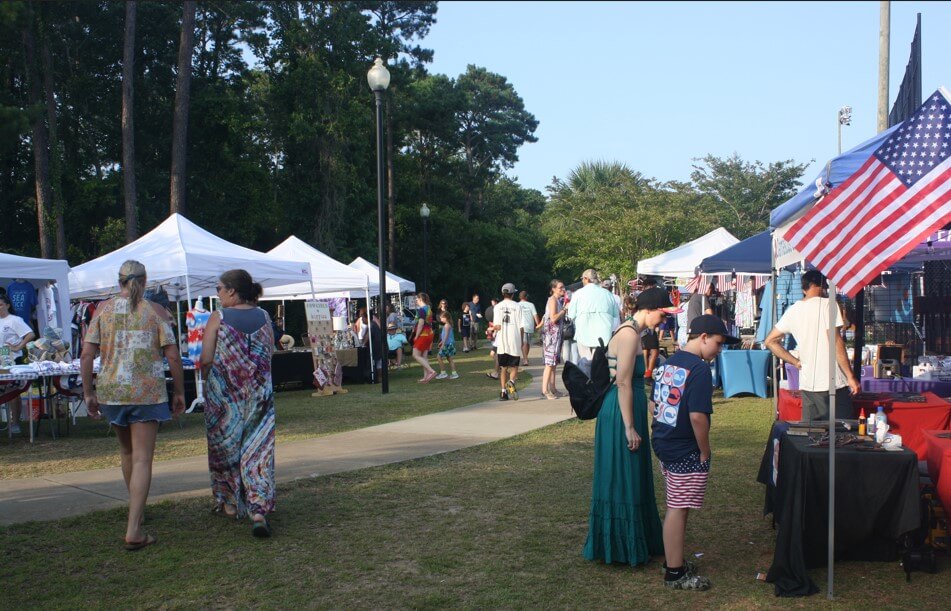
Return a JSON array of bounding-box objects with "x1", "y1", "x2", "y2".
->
[{"x1": 101, "y1": 402, "x2": 171, "y2": 427}]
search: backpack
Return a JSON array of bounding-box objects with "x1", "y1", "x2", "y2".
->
[{"x1": 562, "y1": 326, "x2": 630, "y2": 420}]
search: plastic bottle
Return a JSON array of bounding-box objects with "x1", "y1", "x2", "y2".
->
[
  {"x1": 867, "y1": 407, "x2": 877, "y2": 437},
  {"x1": 875, "y1": 406, "x2": 888, "y2": 443},
  {"x1": 858, "y1": 408, "x2": 867, "y2": 437}
]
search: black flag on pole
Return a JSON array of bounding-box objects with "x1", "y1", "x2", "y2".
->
[{"x1": 888, "y1": 13, "x2": 922, "y2": 128}]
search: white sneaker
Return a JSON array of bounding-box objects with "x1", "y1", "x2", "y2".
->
[
  {"x1": 435, "y1": 372, "x2": 448, "y2": 380},
  {"x1": 449, "y1": 372, "x2": 459, "y2": 379}
]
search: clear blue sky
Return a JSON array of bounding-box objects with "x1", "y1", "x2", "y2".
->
[{"x1": 423, "y1": 1, "x2": 951, "y2": 194}]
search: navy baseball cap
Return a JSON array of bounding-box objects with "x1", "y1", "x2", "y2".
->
[{"x1": 687, "y1": 314, "x2": 741, "y2": 344}]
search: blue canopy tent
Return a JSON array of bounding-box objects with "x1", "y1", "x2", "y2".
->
[
  {"x1": 770, "y1": 125, "x2": 898, "y2": 228},
  {"x1": 698, "y1": 230, "x2": 772, "y2": 274}
]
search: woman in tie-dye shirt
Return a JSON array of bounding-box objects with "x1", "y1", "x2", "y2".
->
[{"x1": 81, "y1": 260, "x2": 186, "y2": 551}]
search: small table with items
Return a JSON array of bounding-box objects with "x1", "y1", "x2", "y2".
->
[
  {"x1": 271, "y1": 349, "x2": 316, "y2": 390},
  {"x1": 777, "y1": 389, "x2": 951, "y2": 459},
  {"x1": 717, "y1": 349, "x2": 771, "y2": 398},
  {"x1": 757, "y1": 422, "x2": 921, "y2": 597},
  {"x1": 338, "y1": 347, "x2": 371, "y2": 383}
]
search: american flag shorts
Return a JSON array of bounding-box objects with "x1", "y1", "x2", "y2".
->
[{"x1": 660, "y1": 450, "x2": 710, "y2": 509}]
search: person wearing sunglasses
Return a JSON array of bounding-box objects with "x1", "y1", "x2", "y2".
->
[{"x1": 200, "y1": 269, "x2": 275, "y2": 538}]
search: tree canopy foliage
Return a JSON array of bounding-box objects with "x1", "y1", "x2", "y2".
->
[
  {"x1": 1, "y1": 0, "x2": 551, "y2": 305},
  {"x1": 542, "y1": 155, "x2": 808, "y2": 282}
]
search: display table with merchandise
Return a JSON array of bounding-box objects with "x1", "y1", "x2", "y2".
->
[
  {"x1": 860, "y1": 376, "x2": 951, "y2": 397},
  {"x1": 757, "y1": 422, "x2": 920, "y2": 597},
  {"x1": 777, "y1": 389, "x2": 951, "y2": 458}
]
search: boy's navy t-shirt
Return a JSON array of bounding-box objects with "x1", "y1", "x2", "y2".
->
[{"x1": 650, "y1": 350, "x2": 713, "y2": 463}]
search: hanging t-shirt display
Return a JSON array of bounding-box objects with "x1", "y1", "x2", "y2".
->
[
  {"x1": 735, "y1": 280, "x2": 756, "y2": 330},
  {"x1": 7, "y1": 280, "x2": 37, "y2": 326},
  {"x1": 186, "y1": 305, "x2": 212, "y2": 362}
]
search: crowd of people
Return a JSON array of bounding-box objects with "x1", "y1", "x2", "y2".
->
[{"x1": 61, "y1": 255, "x2": 844, "y2": 598}]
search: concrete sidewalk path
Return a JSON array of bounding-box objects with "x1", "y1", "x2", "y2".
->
[{"x1": 0, "y1": 348, "x2": 574, "y2": 526}]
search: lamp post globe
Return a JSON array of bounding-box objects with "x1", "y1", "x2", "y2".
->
[
  {"x1": 368, "y1": 57, "x2": 390, "y2": 393},
  {"x1": 367, "y1": 57, "x2": 390, "y2": 92}
]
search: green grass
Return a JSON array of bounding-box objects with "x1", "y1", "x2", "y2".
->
[
  {"x1": 2, "y1": 393, "x2": 947, "y2": 608},
  {"x1": 0, "y1": 349, "x2": 528, "y2": 479}
]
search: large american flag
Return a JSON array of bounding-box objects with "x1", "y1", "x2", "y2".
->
[{"x1": 779, "y1": 88, "x2": 951, "y2": 297}]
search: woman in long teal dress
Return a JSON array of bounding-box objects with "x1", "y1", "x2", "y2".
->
[{"x1": 583, "y1": 293, "x2": 669, "y2": 566}]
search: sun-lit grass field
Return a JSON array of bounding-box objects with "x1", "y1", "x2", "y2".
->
[{"x1": 2, "y1": 390, "x2": 947, "y2": 608}]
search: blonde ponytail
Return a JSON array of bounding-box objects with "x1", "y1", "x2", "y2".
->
[{"x1": 118, "y1": 260, "x2": 147, "y2": 311}]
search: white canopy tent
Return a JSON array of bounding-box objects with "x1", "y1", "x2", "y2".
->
[
  {"x1": 69, "y1": 214, "x2": 313, "y2": 301},
  {"x1": 349, "y1": 257, "x2": 415, "y2": 294},
  {"x1": 260, "y1": 236, "x2": 379, "y2": 300},
  {"x1": 0, "y1": 253, "x2": 72, "y2": 347},
  {"x1": 636, "y1": 227, "x2": 740, "y2": 278}
]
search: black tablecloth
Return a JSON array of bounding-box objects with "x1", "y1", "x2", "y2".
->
[
  {"x1": 756, "y1": 423, "x2": 920, "y2": 597},
  {"x1": 271, "y1": 350, "x2": 315, "y2": 390},
  {"x1": 341, "y1": 346, "x2": 371, "y2": 383}
]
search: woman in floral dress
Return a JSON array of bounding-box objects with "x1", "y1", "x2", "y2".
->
[{"x1": 539, "y1": 279, "x2": 566, "y2": 400}]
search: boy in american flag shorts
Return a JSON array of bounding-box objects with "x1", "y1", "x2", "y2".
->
[{"x1": 651, "y1": 315, "x2": 739, "y2": 590}]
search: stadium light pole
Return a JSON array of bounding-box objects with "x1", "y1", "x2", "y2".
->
[
  {"x1": 837, "y1": 105, "x2": 852, "y2": 155},
  {"x1": 420, "y1": 203, "x2": 430, "y2": 294},
  {"x1": 368, "y1": 57, "x2": 390, "y2": 394}
]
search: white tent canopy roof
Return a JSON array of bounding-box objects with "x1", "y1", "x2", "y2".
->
[
  {"x1": 0, "y1": 252, "x2": 72, "y2": 346},
  {"x1": 349, "y1": 257, "x2": 415, "y2": 293},
  {"x1": 636, "y1": 227, "x2": 740, "y2": 278},
  {"x1": 69, "y1": 214, "x2": 313, "y2": 301},
  {"x1": 260, "y1": 236, "x2": 379, "y2": 300}
]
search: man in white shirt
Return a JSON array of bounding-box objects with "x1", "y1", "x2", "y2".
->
[
  {"x1": 764, "y1": 270, "x2": 860, "y2": 421},
  {"x1": 567, "y1": 269, "x2": 620, "y2": 376},
  {"x1": 492, "y1": 283, "x2": 524, "y2": 401},
  {"x1": 517, "y1": 291, "x2": 540, "y2": 366}
]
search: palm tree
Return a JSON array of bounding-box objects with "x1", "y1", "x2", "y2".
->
[{"x1": 566, "y1": 160, "x2": 643, "y2": 193}]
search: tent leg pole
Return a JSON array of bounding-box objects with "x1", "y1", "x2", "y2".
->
[
  {"x1": 827, "y1": 280, "x2": 838, "y2": 600},
  {"x1": 770, "y1": 240, "x2": 778, "y2": 417}
]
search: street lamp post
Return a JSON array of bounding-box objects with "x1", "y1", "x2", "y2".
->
[
  {"x1": 420, "y1": 203, "x2": 430, "y2": 294},
  {"x1": 368, "y1": 57, "x2": 390, "y2": 394}
]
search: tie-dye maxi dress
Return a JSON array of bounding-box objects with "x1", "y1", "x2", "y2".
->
[{"x1": 204, "y1": 314, "x2": 276, "y2": 518}]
